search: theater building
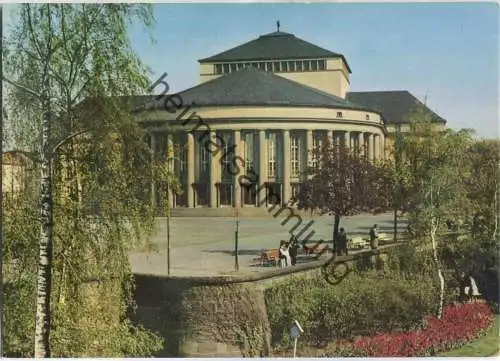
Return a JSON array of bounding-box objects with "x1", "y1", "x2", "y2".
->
[{"x1": 138, "y1": 27, "x2": 446, "y2": 212}]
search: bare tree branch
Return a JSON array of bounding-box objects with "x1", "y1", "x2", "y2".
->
[
  {"x1": 3, "y1": 76, "x2": 41, "y2": 99},
  {"x1": 52, "y1": 129, "x2": 90, "y2": 155},
  {"x1": 26, "y1": 4, "x2": 44, "y2": 59}
]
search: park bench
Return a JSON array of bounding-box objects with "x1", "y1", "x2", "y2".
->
[
  {"x1": 303, "y1": 242, "x2": 329, "y2": 256},
  {"x1": 348, "y1": 232, "x2": 393, "y2": 249},
  {"x1": 254, "y1": 248, "x2": 280, "y2": 267},
  {"x1": 348, "y1": 236, "x2": 369, "y2": 249},
  {"x1": 379, "y1": 232, "x2": 390, "y2": 240},
  {"x1": 378, "y1": 233, "x2": 392, "y2": 244}
]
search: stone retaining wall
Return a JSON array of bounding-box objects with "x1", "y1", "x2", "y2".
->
[{"x1": 131, "y1": 245, "x2": 399, "y2": 357}]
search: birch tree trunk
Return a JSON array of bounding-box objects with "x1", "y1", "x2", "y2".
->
[
  {"x1": 34, "y1": 5, "x2": 54, "y2": 357},
  {"x1": 35, "y1": 90, "x2": 54, "y2": 358},
  {"x1": 430, "y1": 219, "x2": 445, "y2": 319}
]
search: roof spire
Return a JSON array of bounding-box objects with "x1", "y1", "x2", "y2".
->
[{"x1": 277, "y1": 20, "x2": 280, "y2": 32}]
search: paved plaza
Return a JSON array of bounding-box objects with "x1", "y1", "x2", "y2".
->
[{"x1": 129, "y1": 212, "x2": 408, "y2": 277}]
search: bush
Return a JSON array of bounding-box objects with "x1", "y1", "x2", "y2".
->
[{"x1": 265, "y1": 270, "x2": 438, "y2": 349}]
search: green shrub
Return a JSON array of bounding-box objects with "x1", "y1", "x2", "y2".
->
[{"x1": 265, "y1": 270, "x2": 438, "y2": 349}]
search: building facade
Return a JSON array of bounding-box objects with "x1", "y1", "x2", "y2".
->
[
  {"x1": 138, "y1": 28, "x2": 446, "y2": 211},
  {"x1": 2, "y1": 151, "x2": 33, "y2": 198}
]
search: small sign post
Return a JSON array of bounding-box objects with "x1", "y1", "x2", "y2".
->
[{"x1": 290, "y1": 320, "x2": 304, "y2": 358}]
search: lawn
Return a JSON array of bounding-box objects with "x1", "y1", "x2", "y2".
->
[{"x1": 439, "y1": 315, "x2": 500, "y2": 357}]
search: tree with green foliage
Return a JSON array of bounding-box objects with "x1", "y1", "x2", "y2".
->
[
  {"x1": 399, "y1": 106, "x2": 474, "y2": 319},
  {"x1": 438, "y1": 138, "x2": 500, "y2": 306},
  {"x1": 3, "y1": 3, "x2": 166, "y2": 357},
  {"x1": 466, "y1": 139, "x2": 499, "y2": 239},
  {"x1": 296, "y1": 142, "x2": 390, "y2": 249},
  {"x1": 386, "y1": 126, "x2": 415, "y2": 240}
]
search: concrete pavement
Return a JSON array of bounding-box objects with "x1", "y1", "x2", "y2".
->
[{"x1": 129, "y1": 212, "x2": 407, "y2": 277}]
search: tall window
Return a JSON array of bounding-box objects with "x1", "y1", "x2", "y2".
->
[
  {"x1": 244, "y1": 132, "x2": 255, "y2": 173},
  {"x1": 175, "y1": 136, "x2": 186, "y2": 174},
  {"x1": 268, "y1": 133, "x2": 277, "y2": 178},
  {"x1": 199, "y1": 139, "x2": 210, "y2": 175},
  {"x1": 288, "y1": 61, "x2": 296, "y2": 72},
  {"x1": 319, "y1": 60, "x2": 326, "y2": 70},
  {"x1": 223, "y1": 64, "x2": 230, "y2": 73},
  {"x1": 312, "y1": 134, "x2": 322, "y2": 169},
  {"x1": 220, "y1": 132, "x2": 233, "y2": 181},
  {"x1": 215, "y1": 64, "x2": 223, "y2": 74},
  {"x1": 304, "y1": 60, "x2": 311, "y2": 71},
  {"x1": 290, "y1": 134, "x2": 300, "y2": 178}
]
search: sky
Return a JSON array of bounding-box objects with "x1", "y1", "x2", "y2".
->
[
  {"x1": 128, "y1": 2, "x2": 499, "y2": 138},
  {"x1": 3, "y1": 2, "x2": 499, "y2": 138}
]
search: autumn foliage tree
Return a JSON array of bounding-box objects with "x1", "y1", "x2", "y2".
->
[{"x1": 296, "y1": 142, "x2": 390, "y2": 248}]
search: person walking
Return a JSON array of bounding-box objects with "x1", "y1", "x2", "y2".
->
[
  {"x1": 337, "y1": 227, "x2": 348, "y2": 256},
  {"x1": 369, "y1": 224, "x2": 379, "y2": 250},
  {"x1": 289, "y1": 235, "x2": 299, "y2": 266}
]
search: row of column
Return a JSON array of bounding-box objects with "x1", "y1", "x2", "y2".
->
[{"x1": 153, "y1": 129, "x2": 384, "y2": 209}]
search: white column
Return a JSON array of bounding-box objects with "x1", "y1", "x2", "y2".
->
[
  {"x1": 380, "y1": 134, "x2": 386, "y2": 160},
  {"x1": 258, "y1": 130, "x2": 267, "y2": 207},
  {"x1": 282, "y1": 130, "x2": 291, "y2": 205},
  {"x1": 344, "y1": 131, "x2": 350, "y2": 150},
  {"x1": 368, "y1": 133, "x2": 374, "y2": 161},
  {"x1": 357, "y1": 132, "x2": 363, "y2": 156},
  {"x1": 327, "y1": 130, "x2": 333, "y2": 146},
  {"x1": 233, "y1": 130, "x2": 242, "y2": 208},
  {"x1": 187, "y1": 132, "x2": 195, "y2": 208},
  {"x1": 374, "y1": 134, "x2": 380, "y2": 160}
]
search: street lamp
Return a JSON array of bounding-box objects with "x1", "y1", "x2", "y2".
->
[
  {"x1": 234, "y1": 205, "x2": 239, "y2": 272},
  {"x1": 166, "y1": 153, "x2": 180, "y2": 277}
]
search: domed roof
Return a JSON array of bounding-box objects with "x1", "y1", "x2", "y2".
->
[
  {"x1": 199, "y1": 30, "x2": 351, "y2": 73},
  {"x1": 147, "y1": 67, "x2": 375, "y2": 112}
]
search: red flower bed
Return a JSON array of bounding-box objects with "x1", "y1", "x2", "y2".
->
[{"x1": 327, "y1": 302, "x2": 494, "y2": 357}]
